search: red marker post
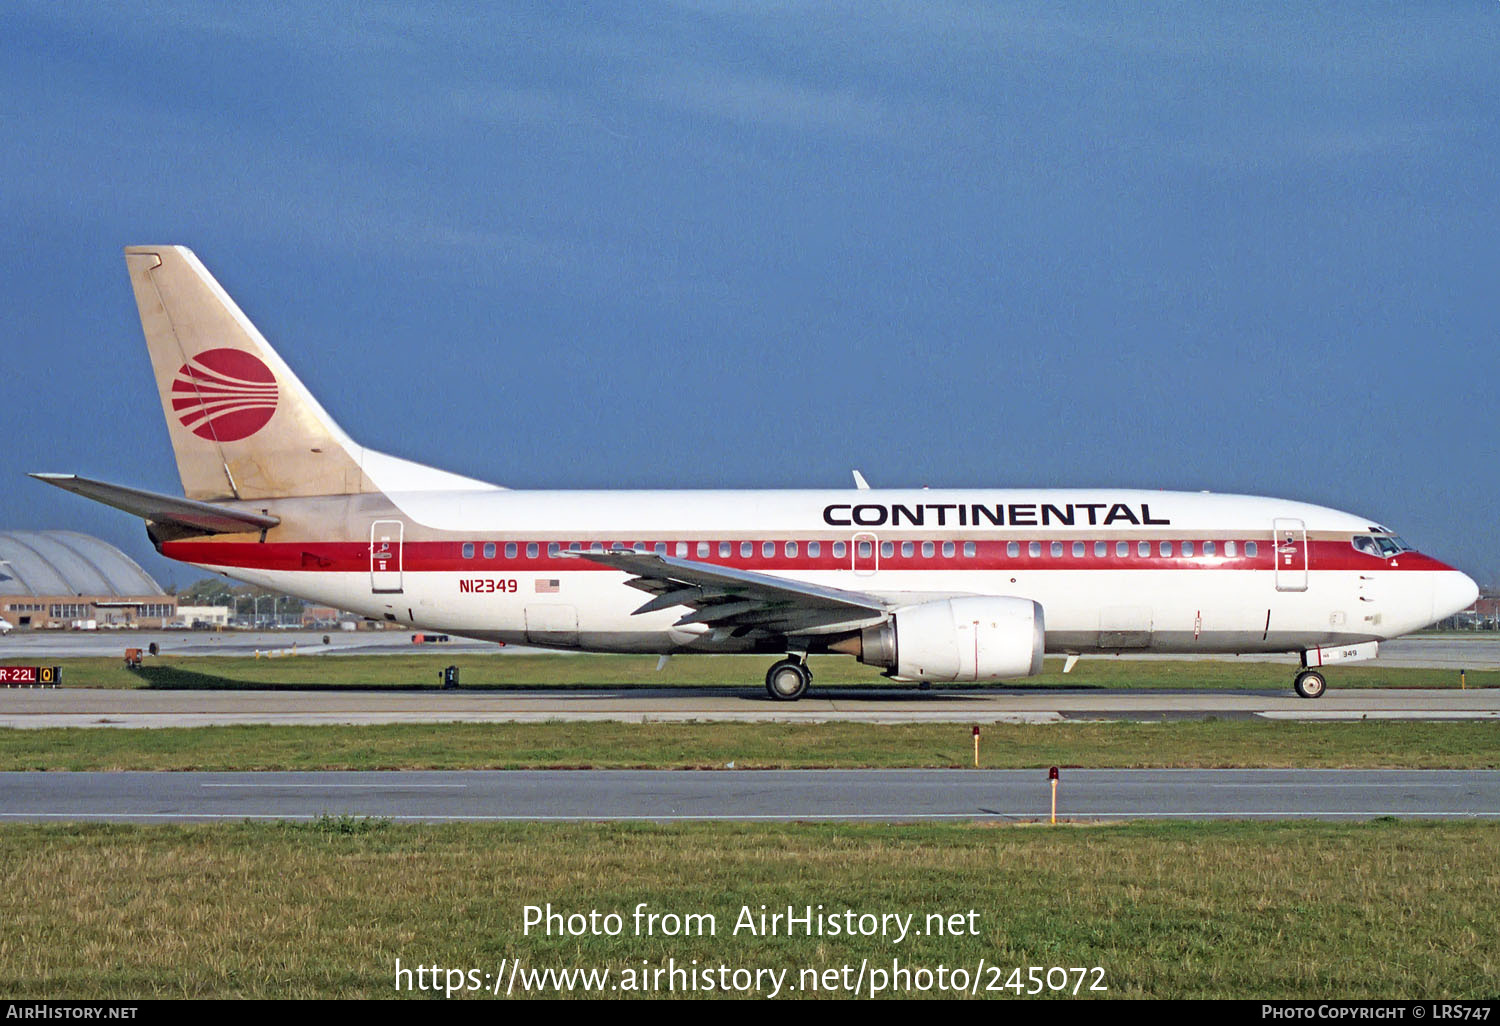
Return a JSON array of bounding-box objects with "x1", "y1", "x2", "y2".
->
[{"x1": 1048, "y1": 766, "x2": 1060, "y2": 824}]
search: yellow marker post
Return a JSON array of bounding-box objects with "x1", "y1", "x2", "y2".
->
[
  {"x1": 972, "y1": 726, "x2": 980, "y2": 768},
  {"x1": 1461, "y1": 669, "x2": 1466, "y2": 690},
  {"x1": 1048, "y1": 766, "x2": 1059, "y2": 824}
]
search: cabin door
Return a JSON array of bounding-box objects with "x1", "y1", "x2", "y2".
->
[
  {"x1": 370, "y1": 519, "x2": 405, "y2": 594},
  {"x1": 1272, "y1": 517, "x2": 1308, "y2": 592}
]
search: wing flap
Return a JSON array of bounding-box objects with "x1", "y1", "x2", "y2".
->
[{"x1": 562, "y1": 549, "x2": 889, "y2": 636}]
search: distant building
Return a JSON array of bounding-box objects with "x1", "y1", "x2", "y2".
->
[
  {"x1": 301, "y1": 605, "x2": 340, "y2": 627},
  {"x1": 175, "y1": 604, "x2": 232, "y2": 627},
  {"x1": 0, "y1": 530, "x2": 173, "y2": 629},
  {"x1": 1452, "y1": 593, "x2": 1499, "y2": 631},
  {"x1": 300, "y1": 605, "x2": 372, "y2": 629}
]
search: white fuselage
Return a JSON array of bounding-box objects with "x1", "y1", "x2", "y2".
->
[{"x1": 162, "y1": 487, "x2": 1477, "y2": 658}]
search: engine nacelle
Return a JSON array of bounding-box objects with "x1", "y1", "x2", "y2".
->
[{"x1": 839, "y1": 596, "x2": 1045, "y2": 682}]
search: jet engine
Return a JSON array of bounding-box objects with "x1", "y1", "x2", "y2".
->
[{"x1": 831, "y1": 596, "x2": 1045, "y2": 682}]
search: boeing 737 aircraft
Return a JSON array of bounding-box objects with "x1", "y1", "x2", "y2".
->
[{"x1": 34, "y1": 247, "x2": 1478, "y2": 700}]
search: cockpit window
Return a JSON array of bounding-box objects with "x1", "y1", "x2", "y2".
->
[{"x1": 1353, "y1": 534, "x2": 1413, "y2": 557}]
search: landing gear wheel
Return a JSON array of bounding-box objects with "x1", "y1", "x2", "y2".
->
[
  {"x1": 765, "y1": 658, "x2": 811, "y2": 701},
  {"x1": 1293, "y1": 669, "x2": 1326, "y2": 699}
]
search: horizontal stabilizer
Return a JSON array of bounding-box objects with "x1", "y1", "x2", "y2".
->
[{"x1": 30, "y1": 474, "x2": 280, "y2": 535}]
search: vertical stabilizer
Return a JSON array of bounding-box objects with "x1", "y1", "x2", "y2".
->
[{"x1": 124, "y1": 246, "x2": 374, "y2": 501}]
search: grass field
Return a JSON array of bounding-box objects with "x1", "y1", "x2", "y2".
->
[
  {"x1": 2, "y1": 719, "x2": 1497, "y2": 771},
  {"x1": 0, "y1": 819, "x2": 1494, "y2": 999},
  {"x1": 29, "y1": 652, "x2": 1498, "y2": 691}
]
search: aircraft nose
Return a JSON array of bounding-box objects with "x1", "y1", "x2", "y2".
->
[{"x1": 1433, "y1": 570, "x2": 1480, "y2": 623}]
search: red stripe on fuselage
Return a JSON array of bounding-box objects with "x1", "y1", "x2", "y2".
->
[{"x1": 159, "y1": 539, "x2": 1456, "y2": 575}]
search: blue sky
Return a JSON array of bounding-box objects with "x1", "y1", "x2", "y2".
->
[{"x1": 1, "y1": 1, "x2": 1497, "y2": 588}]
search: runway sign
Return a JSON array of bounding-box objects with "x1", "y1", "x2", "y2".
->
[{"x1": 0, "y1": 666, "x2": 62, "y2": 687}]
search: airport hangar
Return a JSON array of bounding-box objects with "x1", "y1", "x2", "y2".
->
[{"x1": 0, "y1": 530, "x2": 176, "y2": 630}]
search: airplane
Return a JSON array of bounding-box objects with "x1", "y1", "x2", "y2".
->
[{"x1": 34, "y1": 246, "x2": 1479, "y2": 700}]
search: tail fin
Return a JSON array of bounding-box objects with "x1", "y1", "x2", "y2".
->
[
  {"x1": 125, "y1": 246, "x2": 372, "y2": 500},
  {"x1": 125, "y1": 247, "x2": 500, "y2": 502}
]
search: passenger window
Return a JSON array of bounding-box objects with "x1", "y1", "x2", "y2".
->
[
  {"x1": 901, "y1": 541, "x2": 914, "y2": 557},
  {"x1": 1246, "y1": 541, "x2": 1257, "y2": 557},
  {"x1": 547, "y1": 543, "x2": 559, "y2": 557},
  {"x1": 676, "y1": 542, "x2": 687, "y2": 557},
  {"x1": 786, "y1": 541, "x2": 798, "y2": 557},
  {"x1": 590, "y1": 542, "x2": 604, "y2": 553},
  {"x1": 1094, "y1": 541, "x2": 1106, "y2": 557},
  {"x1": 881, "y1": 541, "x2": 894, "y2": 557},
  {"x1": 942, "y1": 541, "x2": 954, "y2": 557},
  {"x1": 1116, "y1": 541, "x2": 1128, "y2": 557},
  {"x1": 834, "y1": 541, "x2": 847, "y2": 558},
  {"x1": 526, "y1": 543, "x2": 538, "y2": 559},
  {"x1": 762, "y1": 541, "x2": 774, "y2": 558},
  {"x1": 1073, "y1": 541, "x2": 1084, "y2": 557},
  {"x1": 720, "y1": 542, "x2": 731, "y2": 558},
  {"x1": 1203, "y1": 541, "x2": 1216, "y2": 556},
  {"x1": 963, "y1": 541, "x2": 976, "y2": 557},
  {"x1": 462, "y1": 543, "x2": 474, "y2": 559},
  {"x1": 809, "y1": 541, "x2": 821, "y2": 558},
  {"x1": 1159, "y1": 541, "x2": 1172, "y2": 556},
  {"x1": 481, "y1": 542, "x2": 494, "y2": 559},
  {"x1": 923, "y1": 541, "x2": 935, "y2": 558},
  {"x1": 1224, "y1": 541, "x2": 1236, "y2": 557},
  {"x1": 696, "y1": 541, "x2": 708, "y2": 558},
  {"x1": 1007, "y1": 541, "x2": 1020, "y2": 558},
  {"x1": 568, "y1": 542, "x2": 581, "y2": 552},
  {"x1": 857, "y1": 541, "x2": 872, "y2": 558},
  {"x1": 504, "y1": 543, "x2": 517, "y2": 559},
  {"x1": 1050, "y1": 541, "x2": 1063, "y2": 557},
  {"x1": 1138, "y1": 541, "x2": 1149, "y2": 557},
  {"x1": 741, "y1": 542, "x2": 753, "y2": 558},
  {"x1": 1181, "y1": 541, "x2": 1194, "y2": 557},
  {"x1": 1029, "y1": 541, "x2": 1041, "y2": 557},
  {"x1": 654, "y1": 542, "x2": 666, "y2": 555}
]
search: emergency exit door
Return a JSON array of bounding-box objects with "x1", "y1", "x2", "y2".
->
[
  {"x1": 370, "y1": 519, "x2": 404, "y2": 593},
  {"x1": 1272, "y1": 517, "x2": 1307, "y2": 592}
]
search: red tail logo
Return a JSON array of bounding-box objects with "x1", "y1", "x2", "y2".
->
[{"x1": 171, "y1": 349, "x2": 278, "y2": 441}]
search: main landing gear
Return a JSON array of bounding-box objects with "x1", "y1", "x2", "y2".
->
[
  {"x1": 1293, "y1": 669, "x2": 1326, "y2": 700},
  {"x1": 765, "y1": 657, "x2": 811, "y2": 701}
]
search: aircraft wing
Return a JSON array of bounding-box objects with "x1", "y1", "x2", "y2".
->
[
  {"x1": 30, "y1": 474, "x2": 281, "y2": 535},
  {"x1": 561, "y1": 550, "x2": 890, "y2": 636}
]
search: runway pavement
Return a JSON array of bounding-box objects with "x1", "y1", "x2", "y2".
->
[
  {"x1": 0, "y1": 629, "x2": 508, "y2": 658},
  {"x1": 0, "y1": 684, "x2": 1497, "y2": 726},
  {"x1": 0, "y1": 769, "x2": 1494, "y2": 821},
  {"x1": 2, "y1": 631, "x2": 1498, "y2": 666}
]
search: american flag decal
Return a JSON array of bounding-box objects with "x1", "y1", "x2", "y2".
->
[{"x1": 535, "y1": 579, "x2": 560, "y2": 593}]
